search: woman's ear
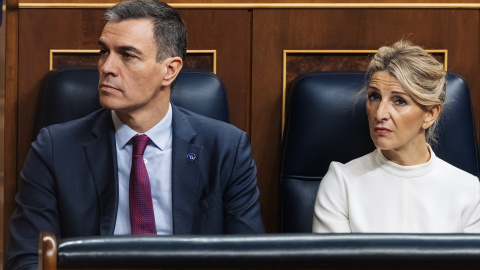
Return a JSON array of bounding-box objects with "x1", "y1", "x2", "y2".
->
[
  {"x1": 161, "y1": 56, "x2": 183, "y2": 86},
  {"x1": 423, "y1": 104, "x2": 441, "y2": 129}
]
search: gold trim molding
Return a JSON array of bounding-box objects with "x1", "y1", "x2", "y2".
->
[
  {"x1": 19, "y1": 3, "x2": 480, "y2": 9},
  {"x1": 188, "y1": 50, "x2": 217, "y2": 74},
  {"x1": 282, "y1": 49, "x2": 448, "y2": 136},
  {"x1": 50, "y1": 49, "x2": 217, "y2": 73},
  {"x1": 49, "y1": 49, "x2": 98, "y2": 70}
]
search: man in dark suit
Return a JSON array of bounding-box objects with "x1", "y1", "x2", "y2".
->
[{"x1": 5, "y1": 0, "x2": 264, "y2": 269}]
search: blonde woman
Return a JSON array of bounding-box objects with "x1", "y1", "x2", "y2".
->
[{"x1": 313, "y1": 40, "x2": 480, "y2": 233}]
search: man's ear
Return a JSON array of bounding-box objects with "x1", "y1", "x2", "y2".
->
[
  {"x1": 423, "y1": 104, "x2": 441, "y2": 129},
  {"x1": 161, "y1": 56, "x2": 183, "y2": 86}
]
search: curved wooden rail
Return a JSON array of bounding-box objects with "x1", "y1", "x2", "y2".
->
[{"x1": 39, "y1": 232, "x2": 57, "y2": 270}]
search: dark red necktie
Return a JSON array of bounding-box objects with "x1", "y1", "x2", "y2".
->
[{"x1": 129, "y1": 134, "x2": 157, "y2": 234}]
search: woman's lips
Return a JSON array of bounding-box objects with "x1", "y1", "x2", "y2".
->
[{"x1": 374, "y1": 127, "x2": 392, "y2": 135}]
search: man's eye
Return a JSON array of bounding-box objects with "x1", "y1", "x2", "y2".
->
[
  {"x1": 123, "y1": 53, "x2": 135, "y2": 59},
  {"x1": 99, "y1": 49, "x2": 108, "y2": 55}
]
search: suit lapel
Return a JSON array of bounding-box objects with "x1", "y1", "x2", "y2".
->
[
  {"x1": 82, "y1": 107, "x2": 203, "y2": 235},
  {"x1": 84, "y1": 110, "x2": 118, "y2": 235},
  {"x1": 171, "y1": 105, "x2": 202, "y2": 234}
]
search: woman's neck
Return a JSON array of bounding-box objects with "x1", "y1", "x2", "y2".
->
[{"x1": 381, "y1": 140, "x2": 431, "y2": 166}]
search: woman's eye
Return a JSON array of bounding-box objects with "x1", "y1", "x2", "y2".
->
[
  {"x1": 368, "y1": 92, "x2": 380, "y2": 101},
  {"x1": 395, "y1": 98, "x2": 407, "y2": 106}
]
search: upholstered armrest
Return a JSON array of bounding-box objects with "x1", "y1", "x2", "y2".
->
[{"x1": 40, "y1": 232, "x2": 480, "y2": 269}]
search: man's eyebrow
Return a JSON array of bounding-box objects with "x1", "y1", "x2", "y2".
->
[
  {"x1": 118, "y1": 45, "x2": 143, "y2": 55},
  {"x1": 97, "y1": 41, "x2": 142, "y2": 55}
]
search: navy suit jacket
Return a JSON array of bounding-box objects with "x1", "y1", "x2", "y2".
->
[{"x1": 5, "y1": 105, "x2": 264, "y2": 270}]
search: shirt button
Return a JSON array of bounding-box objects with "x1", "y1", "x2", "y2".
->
[{"x1": 144, "y1": 158, "x2": 148, "y2": 164}]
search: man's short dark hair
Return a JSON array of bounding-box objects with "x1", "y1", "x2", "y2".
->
[{"x1": 105, "y1": 0, "x2": 187, "y2": 62}]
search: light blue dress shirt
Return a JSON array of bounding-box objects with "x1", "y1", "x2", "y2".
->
[{"x1": 112, "y1": 104, "x2": 173, "y2": 235}]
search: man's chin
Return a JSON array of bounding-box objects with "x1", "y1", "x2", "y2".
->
[{"x1": 99, "y1": 97, "x2": 120, "y2": 111}]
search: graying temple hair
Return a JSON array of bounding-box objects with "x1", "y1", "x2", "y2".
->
[
  {"x1": 365, "y1": 40, "x2": 446, "y2": 145},
  {"x1": 104, "y1": 0, "x2": 187, "y2": 62}
]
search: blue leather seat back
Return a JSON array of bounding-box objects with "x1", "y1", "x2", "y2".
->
[
  {"x1": 435, "y1": 74, "x2": 479, "y2": 175},
  {"x1": 34, "y1": 66, "x2": 229, "y2": 138},
  {"x1": 280, "y1": 71, "x2": 480, "y2": 233}
]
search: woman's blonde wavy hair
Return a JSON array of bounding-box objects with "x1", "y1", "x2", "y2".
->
[{"x1": 365, "y1": 40, "x2": 446, "y2": 145}]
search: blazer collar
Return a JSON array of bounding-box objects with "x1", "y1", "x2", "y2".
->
[
  {"x1": 170, "y1": 105, "x2": 203, "y2": 234},
  {"x1": 84, "y1": 109, "x2": 118, "y2": 235}
]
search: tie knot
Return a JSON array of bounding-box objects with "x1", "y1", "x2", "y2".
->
[{"x1": 132, "y1": 134, "x2": 149, "y2": 156}]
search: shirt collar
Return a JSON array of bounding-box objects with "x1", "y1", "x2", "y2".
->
[
  {"x1": 112, "y1": 103, "x2": 173, "y2": 151},
  {"x1": 372, "y1": 144, "x2": 436, "y2": 178}
]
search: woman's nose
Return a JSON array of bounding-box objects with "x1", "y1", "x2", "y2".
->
[{"x1": 375, "y1": 101, "x2": 390, "y2": 121}]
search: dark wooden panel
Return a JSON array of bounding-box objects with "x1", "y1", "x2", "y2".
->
[
  {"x1": 184, "y1": 52, "x2": 215, "y2": 72},
  {"x1": 17, "y1": 8, "x2": 106, "y2": 178},
  {"x1": 52, "y1": 52, "x2": 100, "y2": 69},
  {"x1": 4, "y1": 0, "x2": 20, "y2": 257},
  {"x1": 179, "y1": 9, "x2": 252, "y2": 132},
  {"x1": 252, "y1": 8, "x2": 479, "y2": 233},
  {"x1": 286, "y1": 52, "x2": 444, "y2": 92}
]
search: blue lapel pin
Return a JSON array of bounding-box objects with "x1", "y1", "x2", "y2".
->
[{"x1": 187, "y1": 153, "x2": 196, "y2": 161}]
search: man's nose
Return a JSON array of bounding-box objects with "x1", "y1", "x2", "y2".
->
[{"x1": 99, "y1": 54, "x2": 118, "y2": 76}]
